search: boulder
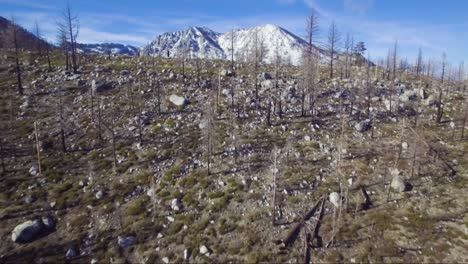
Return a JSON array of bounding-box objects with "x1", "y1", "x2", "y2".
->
[
  {"x1": 200, "y1": 245, "x2": 211, "y2": 256},
  {"x1": 390, "y1": 175, "x2": 407, "y2": 192},
  {"x1": 41, "y1": 215, "x2": 56, "y2": 230},
  {"x1": 221, "y1": 69, "x2": 234, "y2": 77},
  {"x1": 65, "y1": 247, "x2": 78, "y2": 259},
  {"x1": 169, "y1": 94, "x2": 187, "y2": 107},
  {"x1": 11, "y1": 219, "x2": 44, "y2": 243},
  {"x1": 260, "y1": 72, "x2": 272, "y2": 80},
  {"x1": 329, "y1": 192, "x2": 341, "y2": 208},
  {"x1": 25, "y1": 195, "x2": 35, "y2": 204},
  {"x1": 76, "y1": 79, "x2": 86, "y2": 87},
  {"x1": 95, "y1": 190, "x2": 104, "y2": 200},
  {"x1": 92, "y1": 80, "x2": 114, "y2": 93},
  {"x1": 200, "y1": 79, "x2": 212, "y2": 89},
  {"x1": 399, "y1": 89, "x2": 419, "y2": 102},
  {"x1": 168, "y1": 72, "x2": 176, "y2": 80},
  {"x1": 261, "y1": 80, "x2": 273, "y2": 90},
  {"x1": 118, "y1": 236, "x2": 135, "y2": 249},
  {"x1": 354, "y1": 119, "x2": 372, "y2": 132},
  {"x1": 171, "y1": 198, "x2": 182, "y2": 211},
  {"x1": 29, "y1": 165, "x2": 39, "y2": 176},
  {"x1": 184, "y1": 248, "x2": 191, "y2": 260}
]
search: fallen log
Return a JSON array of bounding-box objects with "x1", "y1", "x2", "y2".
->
[{"x1": 277, "y1": 197, "x2": 324, "y2": 249}]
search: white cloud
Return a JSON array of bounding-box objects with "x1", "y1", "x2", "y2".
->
[{"x1": 344, "y1": 0, "x2": 374, "y2": 13}]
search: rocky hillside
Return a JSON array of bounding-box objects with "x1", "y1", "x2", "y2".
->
[
  {"x1": 0, "y1": 16, "x2": 50, "y2": 50},
  {"x1": 0, "y1": 50, "x2": 467, "y2": 263}
]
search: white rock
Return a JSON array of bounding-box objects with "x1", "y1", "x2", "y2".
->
[
  {"x1": 169, "y1": 94, "x2": 187, "y2": 107},
  {"x1": 184, "y1": 249, "x2": 191, "y2": 260},
  {"x1": 11, "y1": 220, "x2": 44, "y2": 243},
  {"x1": 329, "y1": 192, "x2": 341, "y2": 208},
  {"x1": 171, "y1": 198, "x2": 182, "y2": 211},
  {"x1": 402, "y1": 142, "x2": 409, "y2": 150},
  {"x1": 391, "y1": 176, "x2": 406, "y2": 193},
  {"x1": 29, "y1": 165, "x2": 39, "y2": 176},
  {"x1": 162, "y1": 257, "x2": 169, "y2": 263},
  {"x1": 200, "y1": 245, "x2": 211, "y2": 256},
  {"x1": 95, "y1": 190, "x2": 104, "y2": 200}
]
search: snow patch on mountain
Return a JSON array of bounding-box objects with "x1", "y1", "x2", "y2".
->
[{"x1": 76, "y1": 43, "x2": 139, "y2": 56}]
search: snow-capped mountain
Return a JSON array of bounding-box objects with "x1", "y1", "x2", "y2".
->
[
  {"x1": 142, "y1": 24, "x2": 322, "y2": 66},
  {"x1": 141, "y1": 27, "x2": 224, "y2": 59},
  {"x1": 76, "y1": 43, "x2": 139, "y2": 56},
  {"x1": 218, "y1": 24, "x2": 311, "y2": 65}
]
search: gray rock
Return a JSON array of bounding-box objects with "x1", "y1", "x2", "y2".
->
[
  {"x1": 118, "y1": 236, "x2": 135, "y2": 249},
  {"x1": 221, "y1": 69, "x2": 234, "y2": 77},
  {"x1": 41, "y1": 215, "x2": 56, "y2": 230},
  {"x1": 200, "y1": 245, "x2": 211, "y2": 256},
  {"x1": 399, "y1": 89, "x2": 419, "y2": 102},
  {"x1": 184, "y1": 249, "x2": 191, "y2": 260},
  {"x1": 95, "y1": 190, "x2": 104, "y2": 200},
  {"x1": 76, "y1": 79, "x2": 86, "y2": 87},
  {"x1": 25, "y1": 195, "x2": 35, "y2": 204},
  {"x1": 171, "y1": 198, "x2": 182, "y2": 211},
  {"x1": 200, "y1": 79, "x2": 212, "y2": 88},
  {"x1": 260, "y1": 72, "x2": 272, "y2": 80},
  {"x1": 261, "y1": 80, "x2": 273, "y2": 90},
  {"x1": 92, "y1": 80, "x2": 113, "y2": 93},
  {"x1": 11, "y1": 219, "x2": 44, "y2": 243},
  {"x1": 354, "y1": 119, "x2": 372, "y2": 132},
  {"x1": 29, "y1": 165, "x2": 39, "y2": 176},
  {"x1": 168, "y1": 72, "x2": 176, "y2": 80},
  {"x1": 391, "y1": 176, "x2": 407, "y2": 192},
  {"x1": 169, "y1": 94, "x2": 187, "y2": 107},
  {"x1": 66, "y1": 247, "x2": 78, "y2": 259},
  {"x1": 329, "y1": 192, "x2": 341, "y2": 208}
]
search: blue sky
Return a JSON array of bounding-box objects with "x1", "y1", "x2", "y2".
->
[{"x1": 1, "y1": 0, "x2": 467, "y2": 65}]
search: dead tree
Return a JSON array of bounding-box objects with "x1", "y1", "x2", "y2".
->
[
  {"x1": 250, "y1": 26, "x2": 266, "y2": 103},
  {"x1": 97, "y1": 97, "x2": 103, "y2": 144},
  {"x1": 34, "y1": 122, "x2": 42, "y2": 175},
  {"x1": 461, "y1": 96, "x2": 468, "y2": 140},
  {"x1": 33, "y1": 21, "x2": 43, "y2": 57},
  {"x1": 57, "y1": 3, "x2": 80, "y2": 73},
  {"x1": 302, "y1": 11, "x2": 319, "y2": 117},
  {"x1": 436, "y1": 53, "x2": 447, "y2": 124},
  {"x1": 103, "y1": 103, "x2": 119, "y2": 173},
  {"x1": 415, "y1": 47, "x2": 423, "y2": 78},
  {"x1": 271, "y1": 146, "x2": 280, "y2": 225},
  {"x1": 45, "y1": 39, "x2": 52, "y2": 71},
  {"x1": 195, "y1": 57, "x2": 201, "y2": 88},
  {"x1": 58, "y1": 31, "x2": 70, "y2": 71},
  {"x1": 179, "y1": 44, "x2": 190, "y2": 79},
  {"x1": 154, "y1": 78, "x2": 163, "y2": 114},
  {"x1": 344, "y1": 34, "x2": 352, "y2": 79},
  {"x1": 327, "y1": 20, "x2": 341, "y2": 79},
  {"x1": 203, "y1": 90, "x2": 216, "y2": 175},
  {"x1": 229, "y1": 29, "x2": 235, "y2": 71},
  {"x1": 57, "y1": 88, "x2": 67, "y2": 152},
  {"x1": 392, "y1": 40, "x2": 398, "y2": 81},
  {"x1": 9, "y1": 15, "x2": 23, "y2": 95}
]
